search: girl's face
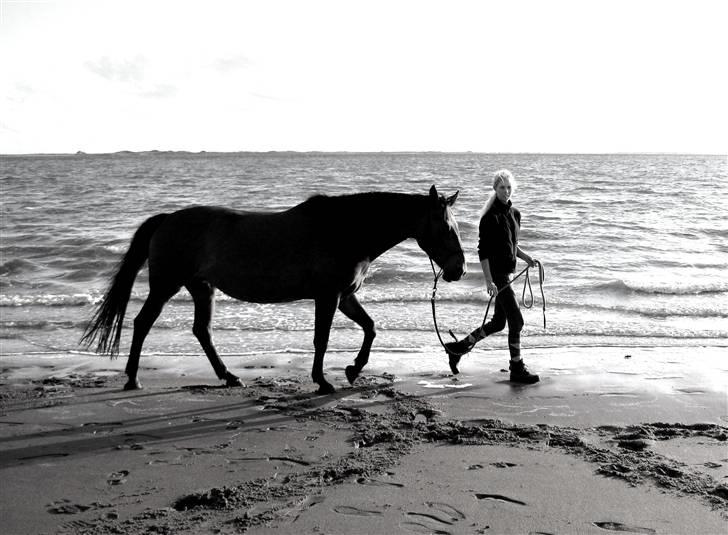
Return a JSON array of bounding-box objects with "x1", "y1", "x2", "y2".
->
[{"x1": 494, "y1": 179, "x2": 512, "y2": 203}]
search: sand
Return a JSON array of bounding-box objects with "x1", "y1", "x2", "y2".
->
[{"x1": 0, "y1": 346, "x2": 726, "y2": 534}]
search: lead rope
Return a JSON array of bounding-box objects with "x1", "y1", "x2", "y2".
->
[{"x1": 429, "y1": 258, "x2": 546, "y2": 356}]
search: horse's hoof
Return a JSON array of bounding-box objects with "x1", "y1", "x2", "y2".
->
[
  {"x1": 316, "y1": 382, "x2": 336, "y2": 395},
  {"x1": 448, "y1": 354, "x2": 461, "y2": 375},
  {"x1": 123, "y1": 379, "x2": 142, "y2": 391},
  {"x1": 345, "y1": 365, "x2": 360, "y2": 385},
  {"x1": 225, "y1": 375, "x2": 244, "y2": 387}
]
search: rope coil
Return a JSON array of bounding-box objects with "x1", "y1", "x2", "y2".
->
[{"x1": 429, "y1": 259, "x2": 546, "y2": 356}]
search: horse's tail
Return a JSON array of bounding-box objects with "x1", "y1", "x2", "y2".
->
[{"x1": 81, "y1": 213, "x2": 168, "y2": 356}]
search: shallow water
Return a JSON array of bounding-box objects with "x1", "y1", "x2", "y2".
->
[{"x1": 1, "y1": 152, "x2": 726, "y2": 360}]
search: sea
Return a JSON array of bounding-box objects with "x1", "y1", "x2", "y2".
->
[{"x1": 1, "y1": 152, "x2": 727, "y2": 367}]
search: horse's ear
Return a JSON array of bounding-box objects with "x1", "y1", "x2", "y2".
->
[
  {"x1": 429, "y1": 185, "x2": 438, "y2": 201},
  {"x1": 447, "y1": 190, "x2": 459, "y2": 206}
]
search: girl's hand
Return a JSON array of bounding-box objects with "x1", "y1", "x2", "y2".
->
[
  {"x1": 486, "y1": 281, "x2": 498, "y2": 296},
  {"x1": 525, "y1": 256, "x2": 536, "y2": 268}
]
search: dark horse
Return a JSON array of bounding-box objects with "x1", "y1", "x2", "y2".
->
[{"x1": 81, "y1": 185, "x2": 465, "y2": 394}]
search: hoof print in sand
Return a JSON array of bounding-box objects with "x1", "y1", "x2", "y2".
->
[
  {"x1": 356, "y1": 476, "x2": 404, "y2": 488},
  {"x1": 107, "y1": 470, "x2": 129, "y2": 485},
  {"x1": 475, "y1": 493, "x2": 527, "y2": 506},
  {"x1": 19, "y1": 452, "x2": 69, "y2": 462},
  {"x1": 593, "y1": 521, "x2": 656, "y2": 533},
  {"x1": 60, "y1": 520, "x2": 97, "y2": 531},
  {"x1": 333, "y1": 505, "x2": 383, "y2": 516},
  {"x1": 306, "y1": 495, "x2": 326, "y2": 508},
  {"x1": 490, "y1": 461, "x2": 518, "y2": 468},
  {"x1": 710, "y1": 484, "x2": 728, "y2": 499},
  {"x1": 47, "y1": 500, "x2": 92, "y2": 515}
]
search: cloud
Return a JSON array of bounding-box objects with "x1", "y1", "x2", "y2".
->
[
  {"x1": 138, "y1": 84, "x2": 178, "y2": 99},
  {"x1": 84, "y1": 55, "x2": 146, "y2": 83},
  {"x1": 6, "y1": 83, "x2": 35, "y2": 104},
  {"x1": 83, "y1": 55, "x2": 177, "y2": 99},
  {"x1": 211, "y1": 55, "x2": 251, "y2": 74},
  {"x1": 0, "y1": 121, "x2": 21, "y2": 134},
  {"x1": 249, "y1": 91, "x2": 282, "y2": 102}
]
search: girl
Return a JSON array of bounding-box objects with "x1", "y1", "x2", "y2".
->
[{"x1": 445, "y1": 169, "x2": 540, "y2": 384}]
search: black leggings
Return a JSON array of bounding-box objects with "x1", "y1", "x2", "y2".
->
[{"x1": 470, "y1": 274, "x2": 524, "y2": 359}]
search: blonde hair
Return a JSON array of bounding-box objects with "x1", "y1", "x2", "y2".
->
[{"x1": 479, "y1": 169, "x2": 517, "y2": 216}]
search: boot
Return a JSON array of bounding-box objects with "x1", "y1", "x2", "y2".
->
[
  {"x1": 509, "y1": 360, "x2": 540, "y2": 384},
  {"x1": 444, "y1": 338, "x2": 475, "y2": 374}
]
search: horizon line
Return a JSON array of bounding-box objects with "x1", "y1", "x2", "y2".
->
[{"x1": 2, "y1": 149, "x2": 726, "y2": 157}]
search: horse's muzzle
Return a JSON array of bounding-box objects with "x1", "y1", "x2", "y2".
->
[{"x1": 441, "y1": 253, "x2": 466, "y2": 282}]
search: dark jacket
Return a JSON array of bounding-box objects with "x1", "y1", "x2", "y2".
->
[{"x1": 477, "y1": 198, "x2": 520, "y2": 276}]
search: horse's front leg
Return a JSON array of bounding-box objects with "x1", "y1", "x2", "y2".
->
[
  {"x1": 338, "y1": 294, "x2": 376, "y2": 385},
  {"x1": 312, "y1": 293, "x2": 339, "y2": 394}
]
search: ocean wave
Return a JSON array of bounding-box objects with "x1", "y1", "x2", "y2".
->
[
  {"x1": 6, "y1": 283, "x2": 724, "y2": 316},
  {"x1": 0, "y1": 293, "x2": 98, "y2": 307},
  {"x1": 1, "y1": 319, "x2": 83, "y2": 331},
  {"x1": 365, "y1": 269, "x2": 432, "y2": 284},
  {"x1": 549, "y1": 300, "x2": 728, "y2": 319},
  {"x1": 590, "y1": 279, "x2": 728, "y2": 296},
  {"x1": 703, "y1": 227, "x2": 728, "y2": 239},
  {"x1": 3, "y1": 317, "x2": 724, "y2": 342},
  {"x1": 0, "y1": 258, "x2": 41, "y2": 276},
  {"x1": 0, "y1": 320, "x2": 727, "y2": 342}
]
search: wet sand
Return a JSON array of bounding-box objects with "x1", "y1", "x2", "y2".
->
[{"x1": 0, "y1": 347, "x2": 726, "y2": 534}]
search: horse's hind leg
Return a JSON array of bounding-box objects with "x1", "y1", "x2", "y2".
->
[
  {"x1": 125, "y1": 285, "x2": 177, "y2": 390},
  {"x1": 187, "y1": 279, "x2": 242, "y2": 387},
  {"x1": 312, "y1": 294, "x2": 339, "y2": 395},
  {"x1": 338, "y1": 294, "x2": 376, "y2": 385}
]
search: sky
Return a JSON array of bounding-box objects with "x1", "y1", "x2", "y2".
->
[{"x1": 1, "y1": 0, "x2": 727, "y2": 154}]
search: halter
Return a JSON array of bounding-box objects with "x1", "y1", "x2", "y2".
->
[{"x1": 429, "y1": 258, "x2": 546, "y2": 356}]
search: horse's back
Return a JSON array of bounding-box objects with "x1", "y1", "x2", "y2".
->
[{"x1": 145, "y1": 205, "x2": 342, "y2": 301}]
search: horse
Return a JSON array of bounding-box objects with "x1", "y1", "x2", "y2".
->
[{"x1": 81, "y1": 185, "x2": 465, "y2": 394}]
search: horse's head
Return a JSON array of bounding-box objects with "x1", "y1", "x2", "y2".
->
[{"x1": 417, "y1": 185, "x2": 466, "y2": 282}]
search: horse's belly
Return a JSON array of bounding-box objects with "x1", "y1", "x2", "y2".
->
[
  {"x1": 204, "y1": 258, "x2": 367, "y2": 303},
  {"x1": 210, "y1": 274, "x2": 309, "y2": 303},
  {"x1": 218, "y1": 284, "x2": 310, "y2": 304},
  {"x1": 202, "y1": 261, "x2": 315, "y2": 302}
]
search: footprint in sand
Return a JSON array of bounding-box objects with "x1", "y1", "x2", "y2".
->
[
  {"x1": 593, "y1": 521, "x2": 656, "y2": 534},
  {"x1": 356, "y1": 476, "x2": 404, "y2": 488},
  {"x1": 401, "y1": 501, "x2": 466, "y2": 534},
  {"x1": 400, "y1": 522, "x2": 450, "y2": 535},
  {"x1": 106, "y1": 470, "x2": 129, "y2": 485},
  {"x1": 333, "y1": 505, "x2": 383, "y2": 516},
  {"x1": 475, "y1": 493, "x2": 527, "y2": 506},
  {"x1": 423, "y1": 502, "x2": 466, "y2": 523}
]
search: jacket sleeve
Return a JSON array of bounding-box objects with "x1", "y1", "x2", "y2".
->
[{"x1": 477, "y1": 215, "x2": 493, "y2": 261}]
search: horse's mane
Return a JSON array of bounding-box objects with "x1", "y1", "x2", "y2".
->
[
  {"x1": 301, "y1": 191, "x2": 424, "y2": 216},
  {"x1": 296, "y1": 191, "x2": 427, "y2": 247}
]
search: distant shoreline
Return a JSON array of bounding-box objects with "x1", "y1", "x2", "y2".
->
[{"x1": 1, "y1": 150, "x2": 725, "y2": 157}]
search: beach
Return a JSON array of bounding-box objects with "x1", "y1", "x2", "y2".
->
[
  {"x1": 1, "y1": 344, "x2": 726, "y2": 534},
  {"x1": 2, "y1": 151, "x2": 727, "y2": 533},
  {"x1": 4, "y1": 0, "x2": 728, "y2": 529}
]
